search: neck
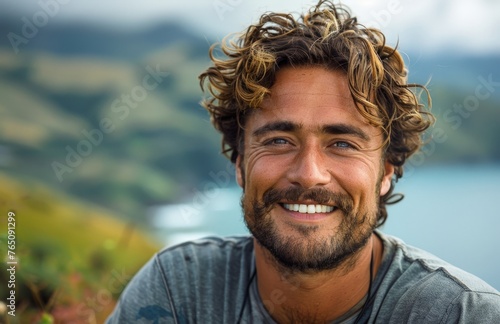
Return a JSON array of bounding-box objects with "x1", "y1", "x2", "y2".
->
[{"x1": 253, "y1": 233, "x2": 383, "y2": 323}]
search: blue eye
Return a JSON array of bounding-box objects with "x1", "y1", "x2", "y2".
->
[
  {"x1": 333, "y1": 141, "x2": 352, "y2": 149},
  {"x1": 270, "y1": 138, "x2": 289, "y2": 145}
]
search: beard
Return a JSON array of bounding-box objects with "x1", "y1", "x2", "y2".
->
[{"x1": 241, "y1": 186, "x2": 379, "y2": 273}]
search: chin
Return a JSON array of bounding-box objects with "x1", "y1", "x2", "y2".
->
[{"x1": 246, "y1": 208, "x2": 375, "y2": 273}]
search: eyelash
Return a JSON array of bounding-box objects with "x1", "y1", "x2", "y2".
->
[
  {"x1": 332, "y1": 141, "x2": 353, "y2": 149},
  {"x1": 264, "y1": 138, "x2": 355, "y2": 150},
  {"x1": 267, "y1": 138, "x2": 289, "y2": 145}
]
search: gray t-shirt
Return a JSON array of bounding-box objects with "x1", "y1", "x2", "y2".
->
[{"x1": 107, "y1": 231, "x2": 500, "y2": 323}]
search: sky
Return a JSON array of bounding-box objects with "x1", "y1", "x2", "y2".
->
[{"x1": 2, "y1": 0, "x2": 500, "y2": 55}]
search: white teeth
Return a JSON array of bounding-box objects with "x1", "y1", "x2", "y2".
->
[{"x1": 282, "y1": 203, "x2": 334, "y2": 214}]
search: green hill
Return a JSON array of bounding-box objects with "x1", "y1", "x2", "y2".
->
[
  {"x1": 0, "y1": 172, "x2": 159, "y2": 322},
  {"x1": 0, "y1": 44, "x2": 228, "y2": 219}
]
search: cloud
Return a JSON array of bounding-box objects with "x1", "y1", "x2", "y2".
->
[{"x1": 2, "y1": 0, "x2": 499, "y2": 54}]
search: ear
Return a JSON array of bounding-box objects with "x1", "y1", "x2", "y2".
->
[
  {"x1": 235, "y1": 155, "x2": 244, "y2": 188},
  {"x1": 379, "y1": 161, "x2": 394, "y2": 196}
]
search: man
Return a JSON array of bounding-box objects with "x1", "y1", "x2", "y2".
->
[{"x1": 107, "y1": 1, "x2": 500, "y2": 323}]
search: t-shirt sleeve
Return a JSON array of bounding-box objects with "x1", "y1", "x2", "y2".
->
[
  {"x1": 106, "y1": 255, "x2": 177, "y2": 323},
  {"x1": 443, "y1": 290, "x2": 500, "y2": 323}
]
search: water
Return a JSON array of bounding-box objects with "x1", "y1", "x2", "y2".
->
[
  {"x1": 150, "y1": 164, "x2": 500, "y2": 291},
  {"x1": 383, "y1": 164, "x2": 500, "y2": 291}
]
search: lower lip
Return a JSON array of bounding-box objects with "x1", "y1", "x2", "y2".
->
[{"x1": 280, "y1": 205, "x2": 333, "y2": 222}]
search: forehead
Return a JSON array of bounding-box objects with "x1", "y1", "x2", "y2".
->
[{"x1": 249, "y1": 66, "x2": 375, "y2": 132}]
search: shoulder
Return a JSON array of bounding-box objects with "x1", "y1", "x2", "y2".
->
[
  {"x1": 155, "y1": 235, "x2": 254, "y2": 288},
  {"x1": 156, "y1": 235, "x2": 254, "y2": 272},
  {"x1": 374, "y1": 232, "x2": 500, "y2": 323},
  {"x1": 160, "y1": 235, "x2": 255, "y2": 322},
  {"x1": 106, "y1": 255, "x2": 175, "y2": 323},
  {"x1": 379, "y1": 232, "x2": 498, "y2": 294},
  {"x1": 107, "y1": 236, "x2": 254, "y2": 323}
]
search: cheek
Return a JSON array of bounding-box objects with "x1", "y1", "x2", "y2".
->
[
  {"x1": 245, "y1": 154, "x2": 286, "y2": 193},
  {"x1": 247, "y1": 159, "x2": 272, "y2": 187},
  {"x1": 331, "y1": 161, "x2": 379, "y2": 203}
]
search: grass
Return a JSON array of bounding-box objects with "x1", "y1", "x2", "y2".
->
[{"x1": 0, "y1": 172, "x2": 160, "y2": 323}]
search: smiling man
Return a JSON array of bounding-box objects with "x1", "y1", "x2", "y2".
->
[{"x1": 107, "y1": 1, "x2": 500, "y2": 323}]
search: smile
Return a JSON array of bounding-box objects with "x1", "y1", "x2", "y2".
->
[{"x1": 281, "y1": 203, "x2": 335, "y2": 214}]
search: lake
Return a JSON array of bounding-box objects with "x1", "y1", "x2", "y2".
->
[{"x1": 150, "y1": 164, "x2": 500, "y2": 291}]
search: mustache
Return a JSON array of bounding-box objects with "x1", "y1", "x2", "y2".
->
[{"x1": 260, "y1": 187, "x2": 354, "y2": 214}]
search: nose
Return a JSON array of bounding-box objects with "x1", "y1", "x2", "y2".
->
[{"x1": 286, "y1": 142, "x2": 331, "y2": 188}]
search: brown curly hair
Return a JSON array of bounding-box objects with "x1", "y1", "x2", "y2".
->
[{"x1": 199, "y1": 0, "x2": 433, "y2": 226}]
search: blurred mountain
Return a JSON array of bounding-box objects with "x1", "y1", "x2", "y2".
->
[
  {"x1": 0, "y1": 18, "x2": 499, "y2": 219},
  {"x1": 0, "y1": 18, "x2": 228, "y2": 219},
  {"x1": 405, "y1": 54, "x2": 500, "y2": 96},
  {"x1": 0, "y1": 17, "x2": 209, "y2": 60}
]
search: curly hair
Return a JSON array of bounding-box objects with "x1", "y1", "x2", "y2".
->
[{"x1": 199, "y1": 0, "x2": 433, "y2": 226}]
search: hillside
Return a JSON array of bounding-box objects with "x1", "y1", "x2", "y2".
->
[
  {"x1": 0, "y1": 172, "x2": 160, "y2": 322},
  {"x1": 0, "y1": 21, "x2": 230, "y2": 219}
]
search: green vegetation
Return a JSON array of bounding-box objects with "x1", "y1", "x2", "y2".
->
[
  {"x1": 0, "y1": 44, "x2": 228, "y2": 220},
  {"x1": 0, "y1": 172, "x2": 159, "y2": 322}
]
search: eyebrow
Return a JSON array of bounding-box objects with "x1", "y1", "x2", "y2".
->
[
  {"x1": 252, "y1": 121, "x2": 298, "y2": 138},
  {"x1": 252, "y1": 121, "x2": 370, "y2": 142},
  {"x1": 321, "y1": 124, "x2": 370, "y2": 141}
]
